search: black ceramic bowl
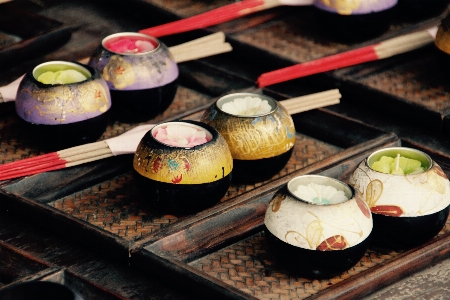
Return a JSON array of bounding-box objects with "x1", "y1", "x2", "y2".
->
[
  {"x1": 133, "y1": 120, "x2": 233, "y2": 215},
  {"x1": 89, "y1": 32, "x2": 179, "y2": 123},
  {"x1": 349, "y1": 147, "x2": 450, "y2": 249},
  {"x1": 200, "y1": 93, "x2": 296, "y2": 184},
  {"x1": 15, "y1": 61, "x2": 111, "y2": 150},
  {"x1": 264, "y1": 175, "x2": 373, "y2": 278}
]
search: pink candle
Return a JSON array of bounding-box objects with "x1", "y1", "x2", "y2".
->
[
  {"x1": 104, "y1": 35, "x2": 158, "y2": 54},
  {"x1": 153, "y1": 123, "x2": 211, "y2": 147}
]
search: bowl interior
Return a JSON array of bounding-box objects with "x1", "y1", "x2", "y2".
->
[
  {"x1": 150, "y1": 121, "x2": 213, "y2": 148},
  {"x1": 32, "y1": 61, "x2": 91, "y2": 81},
  {"x1": 216, "y1": 93, "x2": 277, "y2": 117},
  {"x1": 367, "y1": 147, "x2": 432, "y2": 171},
  {"x1": 287, "y1": 175, "x2": 353, "y2": 205}
]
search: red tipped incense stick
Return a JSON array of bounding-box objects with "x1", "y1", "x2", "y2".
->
[
  {"x1": 139, "y1": 0, "x2": 313, "y2": 38},
  {"x1": 0, "y1": 89, "x2": 341, "y2": 181},
  {"x1": 257, "y1": 27, "x2": 437, "y2": 87}
]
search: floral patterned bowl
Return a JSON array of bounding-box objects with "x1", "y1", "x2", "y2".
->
[
  {"x1": 349, "y1": 147, "x2": 450, "y2": 249},
  {"x1": 201, "y1": 93, "x2": 295, "y2": 183},
  {"x1": 133, "y1": 120, "x2": 233, "y2": 215},
  {"x1": 264, "y1": 175, "x2": 372, "y2": 278},
  {"x1": 89, "y1": 32, "x2": 178, "y2": 122}
]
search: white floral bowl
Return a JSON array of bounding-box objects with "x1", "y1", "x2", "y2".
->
[
  {"x1": 264, "y1": 175, "x2": 372, "y2": 278},
  {"x1": 349, "y1": 147, "x2": 450, "y2": 249}
]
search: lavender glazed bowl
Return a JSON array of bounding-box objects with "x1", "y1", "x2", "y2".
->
[
  {"x1": 313, "y1": 0, "x2": 398, "y2": 41},
  {"x1": 15, "y1": 61, "x2": 111, "y2": 150},
  {"x1": 89, "y1": 32, "x2": 178, "y2": 123}
]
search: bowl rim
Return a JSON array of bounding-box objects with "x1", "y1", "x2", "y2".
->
[
  {"x1": 286, "y1": 174, "x2": 355, "y2": 206},
  {"x1": 32, "y1": 60, "x2": 93, "y2": 85},
  {"x1": 215, "y1": 92, "x2": 278, "y2": 118},
  {"x1": 150, "y1": 120, "x2": 214, "y2": 149},
  {"x1": 101, "y1": 32, "x2": 161, "y2": 55},
  {"x1": 365, "y1": 146, "x2": 433, "y2": 175}
]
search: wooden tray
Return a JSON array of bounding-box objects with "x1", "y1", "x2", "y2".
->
[
  {"x1": 130, "y1": 139, "x2": 450, "y2": 300},
  {"x1": 0, "y1": 2, "x2": 73, "y2": 68},
  {"x1": 0, "y1": 241, "x2": 124, "y2": 299},
  {"x1": 0, "y1": 82, "x2": 393, "y2": 263}
]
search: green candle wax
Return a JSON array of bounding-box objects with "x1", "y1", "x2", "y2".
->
[
  {"x1": 371, "y1": 154, "x2": 424, "y2": 175},
  {"x1": 37, "y1": 69, "x2": 88, "y2": 85}
]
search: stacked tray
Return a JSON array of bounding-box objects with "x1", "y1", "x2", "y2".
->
[{"x1": 1, "y1": 1, "x2": 450, "y2": 299}]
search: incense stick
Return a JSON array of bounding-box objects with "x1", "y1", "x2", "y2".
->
[
  {"x1": 139, "y1": 0, "x2": 315, "y2": 38},
  {"x1": 139, "y1": 0, "x2": 282, "y2": 38},
  {"x1": 257, "y1": 27, "x2": 437, "y2": 87},
  {"x1": 0, "y1": 32, "x2": 232, "y2": 103},
  {"x1": 0, "y1": 89, "x2": 340, "y2": 181}
]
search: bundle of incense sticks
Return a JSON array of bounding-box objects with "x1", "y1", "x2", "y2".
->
[
  {"x1": 0, "y1": 89, "x2": 340, "y2": 181},
  {"x1": 257, "y1": 27, "x2": 437, "y2": 87},
  {"x1": 139, "y1": 0, "x2": 313, "y2": 38},
  {"x1": 0, "y1": 32, "x2": 232, "y2": 103}
]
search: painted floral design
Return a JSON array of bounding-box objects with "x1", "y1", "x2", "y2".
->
[
  {"x1": 316, "y1": 235, "x2": 347, "y2": 251},
  {"x1": 102, "y1": 55, "x2": 135, "y2": 89},
  {"x1": 349, "y1": 157, "x2": 450, "y2": 217}
]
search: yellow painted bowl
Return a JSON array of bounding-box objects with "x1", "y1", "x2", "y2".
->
[
  {"x1": 200, "y1": 93, "x2": 295, "y2": 183},
  {"x1": 133, "y1": 120, "x2": 233, "y2": 215}
]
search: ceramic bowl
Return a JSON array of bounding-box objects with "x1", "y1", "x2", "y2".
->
[
  {"x1": 133, "y1": 120, "x2": 233, "y2": 215},
  {"x1": 15, "y1": 61, "x2": 111, "y2": 150},
  {"x1": 264, "y1": 175, "x2": 372, "y2": 278},
  {"x1": 349, "y1": 147, "x2": 450, "y2": 249},
  {"x1": 313, "y1": 0, "x2": 398, "y2": 41},
  {"x1": 200, "y1": 93, "x2": 295, "y2": 183},
  {"x1": 89, "y1": 32, "x2": 178, "y2": 122}
]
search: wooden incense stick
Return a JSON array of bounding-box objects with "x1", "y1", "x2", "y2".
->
[
  {"x1": 0, "y1": 89, "x2": 340, "y2": 181},
  {"x1": 257, "y1": 28, "x2": 437, "y2": 87}
]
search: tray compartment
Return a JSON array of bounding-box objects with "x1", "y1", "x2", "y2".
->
[{"x1": 129, "y1": 139, "x2": 450, "y2": 300}]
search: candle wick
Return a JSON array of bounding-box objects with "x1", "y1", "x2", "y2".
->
[
  {"x1": 311, "y1": 184, "x2": 321, "y2": 202},
  {"x1": 395, "y1": 153, "x2": 400, "y2": 172}
]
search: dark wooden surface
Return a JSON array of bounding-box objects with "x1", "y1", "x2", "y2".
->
[{"x1": 2, "y1": 0, "x2": 450, "y2": 299}]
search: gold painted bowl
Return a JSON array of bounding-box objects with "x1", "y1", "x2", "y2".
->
[
  {"x1": 349, "y1": 147, "x2": 450, "y2": 249},
  {"x1": 133, "y1": 120, "x2": 233, "y2": 215},
  {"x1": 15, "y1": 61, "x2": 111, "y2": 150},
  {"x1": 200, "y1": 93, "x2": 295, "y2": 183},
  {"x1": 435, "y1": 12, "x2": 450, "y2": 57},
  {"x1": 264, "y1": 175, "x2": 372, "y2": 278}
]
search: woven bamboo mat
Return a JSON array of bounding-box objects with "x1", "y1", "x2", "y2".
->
[
  {"x1": 357, "y1": 53, "x2": 450, "y2": 113},
  {"x1": 47, "y1": 132, "x2": 341, "y2": 240},
  {"x1": 189, "y1": 217, "x2": 450, "y2": 299}
]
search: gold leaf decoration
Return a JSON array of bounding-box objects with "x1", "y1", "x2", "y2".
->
[{"x1": 366, "y1": 179, "x2": 383, "y2": 208}]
